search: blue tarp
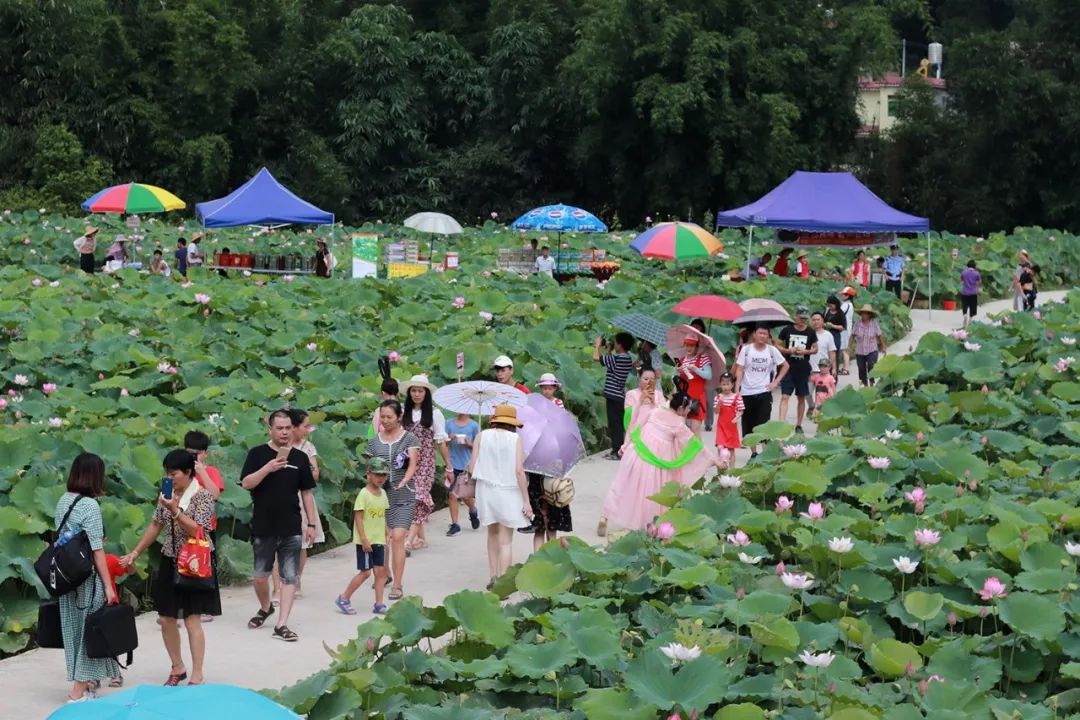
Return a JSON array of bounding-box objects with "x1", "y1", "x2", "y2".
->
[
  {"x1": 196, "y1": 168, "x2": 334, "y2": 228},
  {"x1": 715, "y1": 171, "x2": 929, "y2": 233}
]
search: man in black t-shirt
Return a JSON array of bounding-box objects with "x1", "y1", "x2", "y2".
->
[
  {"x1": 776, "y1": 306, "x2": 817, "y2": 434},
  {"x1": 240, "y1": 410, "x2": 316, "y2": 642}
]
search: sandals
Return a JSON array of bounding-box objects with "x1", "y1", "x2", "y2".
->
[
  {"x1": 596, "y1": 519, "x2": 608, "y2": 537},
  {"x1": 247, "y1": 606, "x2": 275, "y2": 629},
  {"x1": 412, "y1": 539, "x2": 429, "y2": 551},
  {"x1": 272, "y1": 625, "x2": 299, "y2": 642},
  {"x1": 839, "y1": 368, "x2": 850, "y2": 376},
  {"x1": 388, "y1": 586, "x2": 404, "y2": 601},
  {"x1": 109, "y1": 676, "x2": 124, "y2": 688},
  {"x1": 335, "y1": 596, "x2": 357, "y2": 615},
  {"x1": 164, "y1": 671, "x2": 188, "y2": 686}
]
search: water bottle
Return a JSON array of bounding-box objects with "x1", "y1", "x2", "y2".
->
[{"x1": 56, "y1": 529, "x2": 74, "y2": 547}]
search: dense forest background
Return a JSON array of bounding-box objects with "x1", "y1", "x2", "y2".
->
[{"x1": 0, "y1": 0, "x2": 1073, "y2": 233}]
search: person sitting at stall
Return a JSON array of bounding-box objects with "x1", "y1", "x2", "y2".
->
[
  {"x1": 149, "y1": 249, "x2": 171, "y2": 277},
  {"x1": 187, "y1": 233, "x2": 205, "y2": 267},
  {"x1": 105, "y1": 235, "x2": 130, "y2": 266}
]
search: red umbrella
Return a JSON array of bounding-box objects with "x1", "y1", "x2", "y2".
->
[
  {"x1": 671, "y1": 295, "x2": 744, "y2": 322},
  {"x1": 665, "y1": 324, "x2": 727, "y2": 391}
]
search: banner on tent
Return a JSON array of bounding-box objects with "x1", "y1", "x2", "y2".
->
[
  {"x1": 352, "y1": 233, "x2": 378, "y2": 279},
  {"x1": 780, "y1": 231, "x2": 896, "y2": 248}
]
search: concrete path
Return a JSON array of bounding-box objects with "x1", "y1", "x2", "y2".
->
[{"x1": 3, "y1": 292, "x2": 1068, "y2": 718}]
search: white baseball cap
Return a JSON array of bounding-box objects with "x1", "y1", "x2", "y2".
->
[{"x1": 493, "y1": 355, "x2": 514, "y2": 368}]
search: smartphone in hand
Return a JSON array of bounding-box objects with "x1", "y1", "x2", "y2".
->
[
  {"x1": 162, "y1": 476, "x2": 173, "y2": 500},
  {"x1": 276, "y1": 445, "x2": 291, "y2": 462}
]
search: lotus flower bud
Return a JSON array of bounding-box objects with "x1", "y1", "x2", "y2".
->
[
  {"x1": 1021, "y1": 529, "x2": 1029, "y2": 541},
  {"x1": 918, "y1": 679, "x2": 929, "y2": 695},
  {"x1": 969, "y1": 479, "x2": 978, "y2": 491},
  {"x1": 980, "y1": 384, "x2": 989, "y2": 394},
  {"x1": 979, "y1": 606, "x2": 990, "y2": 618},
  {"x1": 736, "y1": 587, "x2": 745, "y2": 600},
  {"x1": 916, "y1": 431, "x2": 925, "y2": 443},
  {"x1": 906, "y1": 662, "x2": 916, "y2": 677},
  {"x1": 956, "y1": 485, "x2": 965, "y2": 497},
  {"x1": 980, "y1": 436, "x2": 988, "y2": 446},
  {"x1": 947, "y1": 612, "x2": 958, "y2": 626},
  {"x1": 366, "y1": 637, "x2": 376, "y2": 652},
  {"x1": 828, "y1": 682, "x2": 836, "y2": 694}
]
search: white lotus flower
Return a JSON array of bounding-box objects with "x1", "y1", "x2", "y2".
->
[
  {"x1": 964, "y1": 341, "x2": 981, "y2": 352},
  {"x1": 48, "y1": 417, "x2": 63, "y2": 428},
  {"x1": 781, "y1": 572, "x2": 815, "y2": 590},
  {"x1": 14, "y1": 374, "x2": 28, "y2": 385},
  {"x1": 828, "y1": 537, "x2": 854, "y2": 554},
  {"x1": 717, "y1": 474, "x2": 742, "y2": 489},
  {"x1": 892, "y1": 556, "x2": 919, "y2": 574},
  {"x1": 884, "y1": 429, "x2": 902, "y2": 440},
  {"x1": 1065, "y1": 542, "x2": 1080, "y2": 557},
  {"x1": 659, "y1": 642, "x2": 701, "y2": 664},
  {"x1": 738, "y1": 552, "x2": 764, "y2": 565},
  {"x1": 868, "y1": 456, "x2": 891, "y2": 470},
  {"x1": 799, "y1": 650, "x2": 835, "y2": 668},
  {"x1": 1063, "y1": 337, "x2": 1076, "y2": 346}
]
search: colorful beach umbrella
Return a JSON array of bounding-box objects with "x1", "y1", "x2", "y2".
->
[
  {"x1": 82, "y1": 183, "x2": 186, "y2": 214},
  {"x1": 630, "y1": 222, "x2": 723, "y2": 260}
]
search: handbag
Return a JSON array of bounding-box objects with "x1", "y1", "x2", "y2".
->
[
  {"x1": 35, "y1": 496, "x2": 95, "y2": 597},
  {"x1": 171, "y1": 519, "x2": 216, "y2": 592},
  {"x1": 451, "y1": 470, "x2": 475, "y2": 500},
  {"x1": 84, "y1": 602, "x2": 137, "y2": 668},
  {"x1": 37, "y1": 599, "x2": 64, "y2": 649},
  {"x1": 542, "y1": 476, "x2": 575, "y2": 508}
]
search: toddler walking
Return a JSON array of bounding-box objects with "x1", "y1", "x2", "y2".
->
[
  {"x1": 811, "y1": 359, "x2": 837, "y2": 414},
  {"x1": 335, "y1": 457, "x2": 391, "y2": 615},
  {"x1": 713, "y1": 373, "x2": 743, "y2": 468}
]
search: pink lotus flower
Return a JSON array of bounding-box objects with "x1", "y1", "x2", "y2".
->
[
  {"x1": 0, "y1": 398, "x2": 6, "y2": 409},
  {"x1": 1034, "y1": 310, "x2": 1041, "y2": 319},
  {"x1": 42, "y1": 383, "x2": 57, "y2": 394},
  {"x1": 914, "y1": 528, "x2": 941, "y2": 547},
  {"x1": 98, "y1": 373, "x2": 105, "y2": 380},
  {"x1": 203, "y1": 308, "x2": 210, "y2": 317},
  {"x1": 167, "y1": 366, "x2": 178, "y2": 375},
  {"x1": 194, "y1": 293, "x2": 211, "y2": 304},
  {"x1": 31, "y1": 278, "x2": 42, "y2": 287},
  {"x1": 656, "y1": 522, "x2": 676, "y2": 541},
  {"x1": 306, "y1": 342, "x2": 317, "y2": 351},
  {"x1": 775, "y1": 560, "x2": 786, "y2": 575},
  {"x1": 905, "y1": 486, "x2": 927, "y2": 513},
  {"x1": 916, "y1": 431, "x2": 925, "y2": 443},
  {"x1": 800, "y1": 502, "x2": 825, "y2": 521},
  {"x1": 781, "y1": 572, "x2": 815, "y2": 590},
  {"x1": 979, "y1": 577, "x2": 1007, "y2": 601},
  {"x1": 388, "y1": 351, "x2": 401, "y2": 362},
  {"x1": 867, "y1": 456, "x2": 891, "y2": 470},
  {"x1": 1055, "y1": 357, "x2": 1076, "y2": 372},
  {"x1": 726, "y1": 529, "x2": 751, "y2": 546},
  {"x1": 48, "y1": 417, "x2": 62, "y2": 428},
  {"x1": 478, "y1": 311, "x2": 494, "y2": 321},
  {"x1": 453, "y1": 296, "x2": 465, "y2": 309},
  {"x1": 23, "y1": 237, "x2": 30, "y2": 245},
  {"x1": 482, "y1": 270, "x2": 491, "y2": 278},
  {"x1": 490, "y1": 211, "x2": 498, "y2": 219},
  {"x1": 775, "y1": 495, "x2": 795, "y2": 513},
  {"x1": 950, "y1": 330, "x2": 967, "y2": 341},
  {"x1": 120, "y1": 388, "x2": 129, "y2": 397},
  {"x1": 782, "y1": 443, "x2": 807, "y2": 459}
]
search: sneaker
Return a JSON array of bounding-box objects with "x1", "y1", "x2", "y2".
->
[
  {"x1": 794, "y1": 425, "x2": 804, "y2": 434},
  {"x1": 469, "y1": 509, "x2": 480, "y2": 530},
  {"x1": 272, "y1": 625, "x2": 299, "y2": 642},
  {"x1": 372, "y1": 603, "x2": 388, "y2": 614},
  {"x1": 446, "y1": 523, "x2": 461, "y2": 537}
]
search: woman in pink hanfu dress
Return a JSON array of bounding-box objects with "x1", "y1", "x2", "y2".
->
[{"x1": 601, "y1": 390, "x2": 724, "y2": 532}]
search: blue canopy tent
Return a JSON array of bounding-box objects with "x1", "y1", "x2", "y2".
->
[
  {"x1": 196, "y1": 167, "x2": 334, "y2": 228},
  {"x1": 715, "y1": 171, "x2": 932, "y2": 312}
]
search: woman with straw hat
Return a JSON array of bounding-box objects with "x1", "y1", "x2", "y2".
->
[
  {"x1": 399, "y1": 374, "x2": 451, "y2": 554},
  {"x1": 468, "y1": 404, "x2": 533, "y2": 589},
  {"x1": 848, "y1": 304, "x2": 887, "y2": 387},
  {"x1": 74, "y1": 227, "x2": 99, "y2": 274}
]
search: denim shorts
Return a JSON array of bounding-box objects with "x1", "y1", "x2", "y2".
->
[
  {"x1": 252, "y1": 535, "x2": 302, "y2": 584},
  {"x1": 355, "y1": 544, "x2": 386, "y2": 571}
]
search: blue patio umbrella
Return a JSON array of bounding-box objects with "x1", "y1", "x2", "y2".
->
[
  {"x1": 48, "y1": 684, "x2": 301, "y2": 719},
  {"x1": 511, "y1": 203, "x2": 608, "y2": 277}
]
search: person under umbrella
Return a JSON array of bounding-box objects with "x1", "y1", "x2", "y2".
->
[
  {"x1": 675, "y1": 334, "x2": 711, "y2": 436},
  {"x1": 734, "y1": 324, "x2": 789, "y2": 458},
  {"x1": 526, "y1": 375, "x2": 573, "y2": 551}
]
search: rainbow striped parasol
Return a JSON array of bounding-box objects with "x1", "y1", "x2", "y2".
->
[
  {"x1": 629, "y1": 222, "x2": 723, "y2": 260},
  {"x1": 82, "y1": 183, "x2": 186, "y2": 214}
]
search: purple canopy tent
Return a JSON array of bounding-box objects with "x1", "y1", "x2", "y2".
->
[{"x1": 715, "y1": 171, "x2": 932, "y2": 313}]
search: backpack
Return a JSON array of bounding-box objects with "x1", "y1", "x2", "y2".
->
[
  {"x1": 34, "y1": 496, "x2": 95, "y2": 597},
  {"x1": 84, "y1": 602, "x2": 138, "y2": 668}
]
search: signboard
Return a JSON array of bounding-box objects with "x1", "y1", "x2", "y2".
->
[
  {"x1": 781, "y1": 232, "x2": 896, "y2": 248},
  {"x1": 352, "y1": 233, "x2": 378, "y2": 278}
]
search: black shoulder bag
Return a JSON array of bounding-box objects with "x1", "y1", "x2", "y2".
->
[{"x1": 34, "y1": 496, "x2": 94, "y2": 597}]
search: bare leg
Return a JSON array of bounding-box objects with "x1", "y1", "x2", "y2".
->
[
  {"x1": 253, "y1": 576, "x2": 272, "y2": 615},
  {"x1": 373, "y1": 566, "x2": 387, "y2": 604},
  {"x1": 183, "y1": 615, "x2": 205, "y2": 683},
  {"x1": 341, "y1": 570, "x2": 372, "y2": 602},
  {"x1": 795, "y1": 396, "x2": 807, "y2": 427},
  {"x1": 277, "y1": 581, "x2": 298, "y2": 627},
  {"x1": 843, "y1": 348, "x2": 851, "y2": 374},
  {"x1": 270, "y1": 562, "x2": 281, "y2": 603},
  {"x1": 69, "y1": 680, "x2": 91, "y2": 701},
  {"x1": 160, "y1": 614, "x2": 186, "y2": 676},
  {"x1": 486, "y1": 525, "x2": 500, "y2": 579},
  {"x1": 533, "y1": 529, "x2": 546, "y2": 553},
  {"x1": 390, "y1": 528, "x2": 407, "y2": 591},
  {"x1": 297, "y1": 549, "x2": 307, "y2": 594},
  {"x1": 777, "y1": 395, "x2": 790, "y2": 423},
  {"x1": 496, "y1": 525, "x2": 514, "y2": 576},
  {"x1": 448, "y1": 493, "x2": 460, "y2": 525}
]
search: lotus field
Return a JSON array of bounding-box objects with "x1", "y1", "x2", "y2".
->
[
  {"x1": 272, "y1": 291, "x2": 1080, "y2": 719},
  {"x1": 0, "y1": 208, "x2": 1077, "y2": 717}
]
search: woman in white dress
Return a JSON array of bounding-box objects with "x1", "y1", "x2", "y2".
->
[{"x1": 468, "y1": 405, "x2": 534, "y2": 589}]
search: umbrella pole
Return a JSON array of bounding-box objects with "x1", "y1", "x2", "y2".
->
[
  {"x1": 556, "y1": 231, "x2": 562, "y2": 281},
  {"x1": 429, "y1": 233, "x2": 435, "y2": 268}
]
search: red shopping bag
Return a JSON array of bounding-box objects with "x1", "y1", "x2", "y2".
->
[{"x1": 176, "y1": 527, "x2": 212, "y2": 579}]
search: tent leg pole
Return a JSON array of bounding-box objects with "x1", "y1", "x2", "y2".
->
[
  {"x1": 429, "y1": 233, "x2": 435, "y2": 268},
  {"x1": 746, "y1": 226, "x2": 755, "y2": 278},
  {"x1": 927, "y1": 231, "x2": 932, "y2": 320}
]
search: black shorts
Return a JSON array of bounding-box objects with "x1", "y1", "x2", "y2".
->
[
  {"x1": 961, "y1": 294, "x2": 978, "y2": 316},
  {"x1": 741, "y1": 392, "x2": 773, "y2": 437},
  {"x1": 355, "y1": 544, "x2": 386, "y2": 571},
  {"x1": 780, "y1": 365, "x2": 811, "y2": 397}
]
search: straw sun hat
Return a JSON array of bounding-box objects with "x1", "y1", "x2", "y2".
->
[
  {"x1": 490, "y1": 404, "x2": 523, "y2": 427},
  {"x1": 399, "y1": 374, "x2": 438, "y2": 394},
  {"x1": 857, "y1": 304, "x2": 879, "y2": 317}
]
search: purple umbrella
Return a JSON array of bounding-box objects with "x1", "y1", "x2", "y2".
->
[{"x1": 518, "y1": 394, "x2": 586, "y2": 477}]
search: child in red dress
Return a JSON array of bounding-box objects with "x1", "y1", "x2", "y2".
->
[{"x1": 713, "y1": 373, "x2": 743, "y2": 467}]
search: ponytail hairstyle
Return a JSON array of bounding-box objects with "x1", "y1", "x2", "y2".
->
[{"x1": 668, "y1": 392, "x2": 692, "y2": 413}]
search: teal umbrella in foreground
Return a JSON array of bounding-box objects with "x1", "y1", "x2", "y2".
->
[{"x1": 48, "y1": 684, "x2": 300, "y2": 719}]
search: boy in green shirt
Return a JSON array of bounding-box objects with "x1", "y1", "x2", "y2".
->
[{"x1": 335, "y1": 457, "x2": 391, "y2": 615}]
